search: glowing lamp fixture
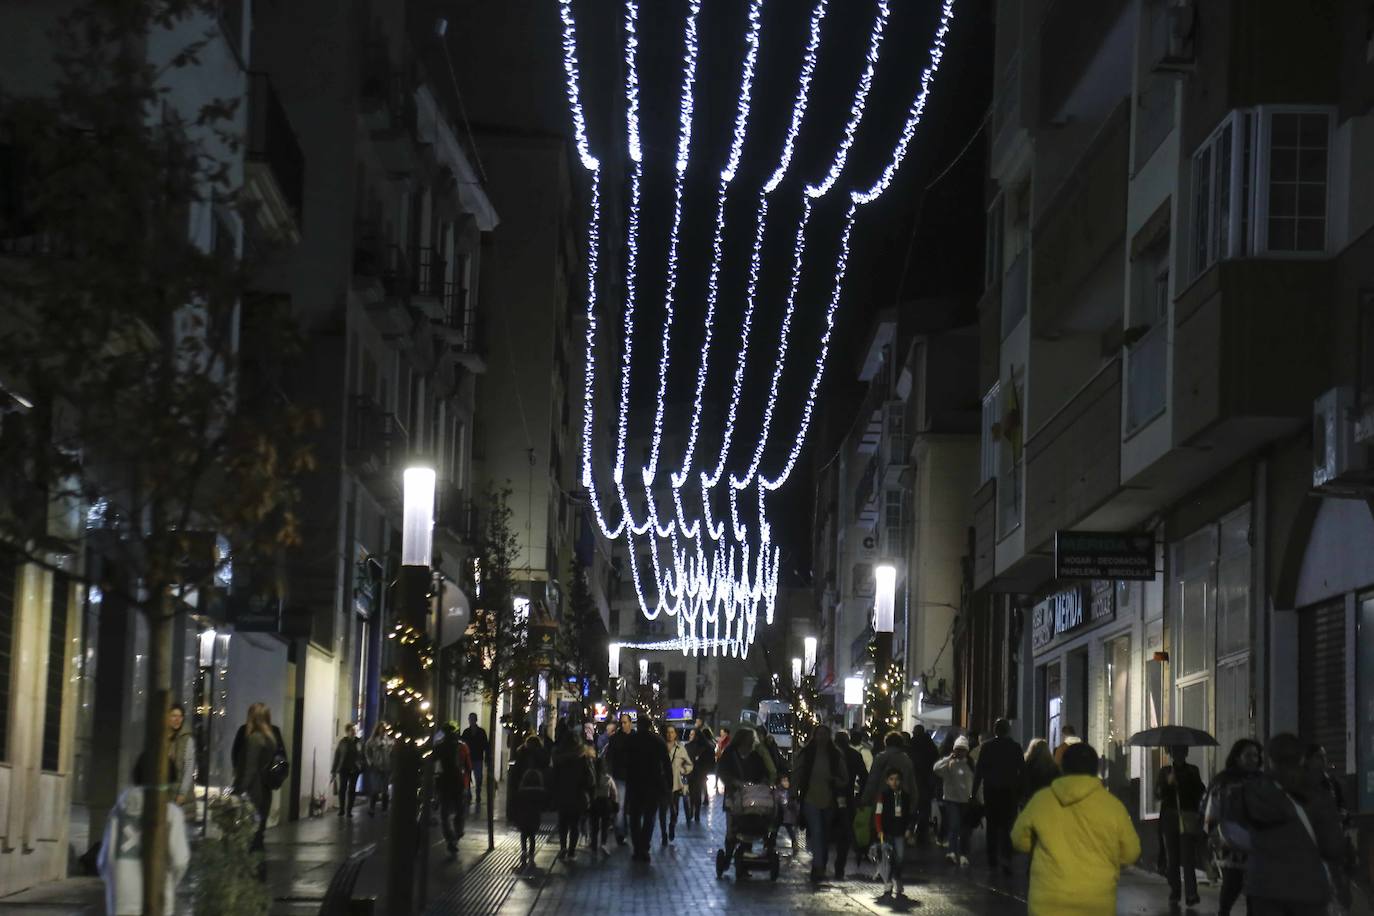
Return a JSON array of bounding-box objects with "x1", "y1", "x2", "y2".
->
[
  {"x1": 608, "y1": 643, "x2": 622, "y2": 678},
  {"x1": 791, "y1": 657, "x2": 802, "y2": 687},
  {"x1": 401, "y1": 466, "x2": 436, "y2": 567},
  {"x1": 639, "y1": 658, "x2": 649, "y2": 683},
  {"x1": 803, "y1": 636, "x2": 817, "y2": 675},
  {"x1": 844, "y1": 676, "x2": 864, "y2": 706},
  {"x1": 874, "y1": 563, "x2": 896, "y2": 634}
]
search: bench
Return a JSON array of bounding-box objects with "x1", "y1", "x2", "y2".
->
[{"x1": 318, "y1": 843, "x2": 376, "y2": 916}]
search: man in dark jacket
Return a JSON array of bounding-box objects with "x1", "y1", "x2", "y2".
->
[
  {"x1": 433, "y1": 722, "x2": 472, "y2": 854},
  {"x1": 622, "y1": 715, "x2": 671, "y2": 862},
  {"x1": 461, "y1": 713, "x2": 490, "y2": 807},
  {"x1": 970, "y1": 718, "x2": 1023, "y2": 873},
  {"x1": 863, "y1": 731, "x2": 917, "y2": 807},
  {"x1": 794, "y1": 725, "x2": 851, "y2": 882},
  {"x1": 606, "y1": 713, "x2": 634, "y2": 845},
  {"x1": 1242, "y1": 733, "x2": 1349, "y2": 914},
  {"x1": 835, "y1": 730, "x2": 868, "y2": 871},
  {"x1": 908, "y1": 725, "x2": 939, "y2": 843}
]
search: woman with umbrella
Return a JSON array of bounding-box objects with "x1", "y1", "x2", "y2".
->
[{"x1": 1129, "y1": 725, "x2": 1214, "y2": 908}]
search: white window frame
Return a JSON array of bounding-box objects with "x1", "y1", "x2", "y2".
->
[
  {"x1": 1189, "y1": 106, "x2": 1335, "y2": 280},
  {"x1": 980, "y1": 382, "x2": 1002, "y2": 485}
]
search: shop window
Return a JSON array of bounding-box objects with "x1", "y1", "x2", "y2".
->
[
  {"x1": 0, "y1": 553, "x2": 15, "y2": 762},
  {"x1": 1217, "y1": 508, "x2": 1251, "y2": 659},
  {"x1": 1104, "y1": 635, "x2": 1131, "y2": 754},
  {"x1": 1044, "y1": 662, "x2": 1063, "y2": 748},
  {"x1": 41, "y1": 573, "x2": 69, "y2": 772},
  {"x1": 1179, "y1": 680, "x2": 1213, "y2": 775},
  {"x1": 1143, "y1": 653, "x2": 1165, "y2": 815},
  {"x1": 1215, "y1": 657, "x2": 1251, "y2": 769}
]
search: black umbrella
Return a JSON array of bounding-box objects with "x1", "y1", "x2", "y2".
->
[{"x1": 1127, "y1": 725, "x2": 1218, "y2": 747}]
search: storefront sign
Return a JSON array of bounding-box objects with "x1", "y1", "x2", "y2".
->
[
  {"x1": 1055, "y1": 531, "x2": 1156, "y2": 581},
  {"x1": 1033, "y1": 581, "x2": 1118, "y2": 651}
]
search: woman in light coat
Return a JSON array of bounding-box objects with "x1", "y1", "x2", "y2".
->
[
  {"x1": 933, "y1": 735, "x2": 976, "y2": 867},
  {"x1": 659, "y1": 724, "x2": 694, "y2": 844}
]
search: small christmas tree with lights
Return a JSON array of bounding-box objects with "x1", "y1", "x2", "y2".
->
[
  {"x1": 864, "y1": 639, "x2": 907, "y2": 739},
  {"x1": 789, "y1": 673, "x2": 822, "y2": 748}
]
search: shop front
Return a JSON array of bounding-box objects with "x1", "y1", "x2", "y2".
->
[{"x1": 1031, "y1": 574, "x2": 1154, "y2": 818}]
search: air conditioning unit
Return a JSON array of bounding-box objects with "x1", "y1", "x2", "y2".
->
[
  {"x1": 1313, "y1": 386, "x2": 1373, "y2": 496},
  {"x1": 1150, "y1": 0, "x2": 1196, "y2": 75}
]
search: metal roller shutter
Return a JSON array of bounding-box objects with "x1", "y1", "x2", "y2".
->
[{"x1": 1299, "y1": 600, "x2": 1347, "y2": 774}]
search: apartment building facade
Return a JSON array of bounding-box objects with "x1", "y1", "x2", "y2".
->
[{"x1": 966, "y1": 0, "x2": 1374, "y2": 859}]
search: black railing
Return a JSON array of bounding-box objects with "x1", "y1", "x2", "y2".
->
[
  {"x1": 411, "y1": 246, "x2": 445, "y2": 299},
  {"x1": 347, "y1": 397, "x2": 409, "y2": 470},
  {"x1": 247, "y1": 72, "x2": 305, "y2": 225}
]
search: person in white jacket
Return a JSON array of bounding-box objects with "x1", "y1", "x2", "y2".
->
[
  {"x1": 933, "y1": 735, "x2": 976, "y2": 867},
  {"x1": 98, "y1": 786, "x2": 191, "y2": 916},
  {"x1": 660, "y1": 724, "x2": 694, "y2": 845}
]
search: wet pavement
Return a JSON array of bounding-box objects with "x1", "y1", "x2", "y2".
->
[{"x1": 0, "y1": 789, "x2": 1241, "y2": 914}]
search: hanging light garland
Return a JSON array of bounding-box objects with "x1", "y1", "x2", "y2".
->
[{"x1": 557, "y1": 0, "x2": 959, "y2": 656}]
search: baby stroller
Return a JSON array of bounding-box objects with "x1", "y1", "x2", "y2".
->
[{"x1": 716, "y1": 782, "x2": 781, "y2": 881}]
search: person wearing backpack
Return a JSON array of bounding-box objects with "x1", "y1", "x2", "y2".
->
[
  {"x1": 233, "y1": 703, "x2": 283, "y2": 852},
  {"x1": 331, "y1": 723, "x2": 364, "y2": 817},
  {"x1": 1203, "y1": 738, "x2": 1263, "y2": 916},
  {"x1": 587, "y1": 742, "x2": 619, "y2": 853}
]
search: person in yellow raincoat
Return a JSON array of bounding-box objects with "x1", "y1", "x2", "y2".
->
[{"x1": 1011, "y1": 741, "x2": 1141, "y2": 915}]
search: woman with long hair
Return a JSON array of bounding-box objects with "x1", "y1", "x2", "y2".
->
[
  {"x1": 233, "y1": 703, "x2": 280, "y2": 851},
  {"x1": 1204, "y1": 738, "x2": 1263, "y2": 916},
  {"x1": 1023, "y1": 738, "x2": 1059, "y2": 803},
  {"x1": 364, "y1": 721, "x2": 395, "y2": 815}
]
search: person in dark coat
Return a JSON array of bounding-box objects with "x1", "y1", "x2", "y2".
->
[
  {"x1": 330, "y1": 723, "x2": 364, "y2": 818},
  {"x1": 1241, "y1": 733, "x2": 1349, "y2": 914},
  {"x1": 970, "y1": 718, "x2": 1024, "y2": 873},
  {"x1": 622, "y1": 714, "x2": 672, "y2": 862},
  {"x1": 1203, "y1": 738, "x2": 1263, "y2": 916},
  {"x1": 433, "y1": 722, "x2": 472, "y2": 855},
  {"x1": 606, "y1": 713, "x2": 634, "y2": 845},
  {"x1": 231, "y1": 703, "x2": 282, "y2": 853},
  {"x1": 507, "y1": 735, "x2": 548, "y2": 821},
  {"x1": 1157, "y1": 744, "x2": 1207, "y2": 906},
  {"x1": 461, "y1": 713, "x2": 490, "y2": 807},
  {"x1": 1022, "y1": 738, "x2": 1059, "y2": 803},
  {"x1": 551, "y1": 733, "x2": 595, "y2": 859},
  {"x1": 794, "y1": 725, "x2": 851, "y2": 882},
  {"x1": 511, "y1": 768, "x2": 546, "y2": 873},
  {"x1": 908, "y1": 725, "x2": 940, "y2": 843},
  {"x1": 836, "y1": 730, "x2": 869, "y2": 866},
  {"x1": 686, "y1": 726, "x2": 714, "y2": 824}
]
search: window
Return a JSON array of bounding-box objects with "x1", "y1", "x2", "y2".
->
[
  {"x1": 1190, "y1": 107, "x2": 1332, "y2": 278},
  {"x1": 883, "y1": 490, "x2": 905, "y2": 554},
  {"x1": 42, "y1": 573, "x2": 69, "y2": 771},
  {"x1": 996, "y1": 380, "x2": 1023, "y2": 537},
  {"x1": 980, "y1": 383, "x2": 1001, "y2": 485},
  {"x1": 0, "y1": 553, "x2": 15, "y2": 762},
  {"x1": 1216, "y1": 507, "x2": 1251, "y2": 658},
  {"x1": 984, "y1": 195, "x2": 1004, "y2": 288},
  {"x1": 668, "y1": 670, "x2": 687, "y2": 701},
  {"x1": 1103, "y1": 635, "x2": 1132, "y2": 790}
]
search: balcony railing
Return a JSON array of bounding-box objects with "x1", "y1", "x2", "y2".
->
[
  {"x1": 854, "y1": 453, "x2": 880, "y2": 522},
  {"x1": 346, "y1": 397, "x2": 409, "y2": 472},
  {"x1": 410, "y1": 246, "x2": 445, "y2": 299},
  {"x1": 997, "y1": 458, "x2": 1022, "y2": 538},
  {"x1": 1125, "y1": 322, "x2": 1167, "y2": 434},
  {"x1": 1001, "y1": 249, "x2": 1028, "y2": 338},
  {"x1": 437, "y1": 484, "x2": 478, "y2": 542},
  {"x1": 246, "y1": 72, "x2": 305, "y2": 227}
]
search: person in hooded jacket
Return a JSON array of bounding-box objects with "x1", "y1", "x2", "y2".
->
[
  {"x1": 551, "y1": 732, "x2": 595, "y2": 859},
  {"x1": 1011, "y1": 742, "x2": 1140, "y2": 915},
  {"x1": 862, "y1": 731, "x2": 918, "y2": 808},
  {"x1": 933, "y1": 735, "x2": 976, "y2": 867},
  {"x1": 1240, "y1": 733, "x2": 1349, "y2": 915},
  {"x1": 793, "y1": 724, "x2": 850, "y2": 882}
]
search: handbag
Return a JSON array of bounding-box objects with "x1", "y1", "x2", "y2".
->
[{"x1": 264, "y1": 751, "x2": 290, "y2": 790}]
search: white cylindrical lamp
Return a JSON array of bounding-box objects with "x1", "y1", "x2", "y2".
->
[
  {"x1": 874, "y1": 563, "x2": 896, "y2": 633},
  {"x1": 401, "y1": 467, "x2": 437, "y2": 567},
  {"x1": 803, "y1": 636, "x2": 817, "y2": 676}
]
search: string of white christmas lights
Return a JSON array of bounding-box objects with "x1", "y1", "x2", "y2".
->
[{"x1": 669, "y1": 0, "x2": 765, "y2": 498}]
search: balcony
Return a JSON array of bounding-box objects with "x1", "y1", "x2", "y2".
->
[
  {"x1": 436, "y1": 483, "x2": 478, "y2": 544},
  {"x1": 346, "y1": 397, "x2": 410, "y2": 484},
  {"x1": 1023, "y1": 357, "x2": 1122, "y2": 552},
  {"x1": 359, "y1": 56, "x2": 418, "y2": 172},
  {"x1": 972, "y1": 479, "x2": 996, "y2": 590},
  {"x1": 854, "y1": 454, "x2": 880, "y2": 524},
  {"x1": 1124, "y1": 322, "x2": 1167, "y2": 434},
  {"x1": 1173, "y1": 259, "x2": 1333, "y2": 448},
  {"x1": 410, "y1": 246, "x2": 445, "y2": 314},
  {"x1": 438, "y1": 296, "x2": 485, "y2": 373},
  {"x1": 244, "y1": 72, "x2": 304, "y2": 246},
  {"x1": 1000, "y1": 249, "x2": 1028, "y2": 339}
]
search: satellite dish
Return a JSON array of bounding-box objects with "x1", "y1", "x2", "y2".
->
[{"x1": 438, "y1": 579, "x2": 472, "y2": 648}]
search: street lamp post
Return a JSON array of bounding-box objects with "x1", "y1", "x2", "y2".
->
[
  {"x1": 803, "y1": 636, "x2": 817, "y2": 677},
  {"x1": 873, "y1": 562, "x2": 897, "y2": 736},
  {"x1": 387, "y1": 465, "x2": 435, "y2": 916}
]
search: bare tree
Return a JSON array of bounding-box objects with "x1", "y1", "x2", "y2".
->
[{"x1": 0, "y1": 3, "x2": 314, "y2": 912}]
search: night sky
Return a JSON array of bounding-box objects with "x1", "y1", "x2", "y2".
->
[{"x1": 445, "y1": 1, "x2": 992, "y2": 580}]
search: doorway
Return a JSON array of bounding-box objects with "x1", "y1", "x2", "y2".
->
[{"x1": 1065, "y1": 647, "x2": 1089, "y2": 741}]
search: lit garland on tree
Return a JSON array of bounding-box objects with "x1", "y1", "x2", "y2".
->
[
  {"x1": 789, "y1": 673, "x2": 822, "y2": 748},
  {"x1": 383, "y1": 614, "x2": 436, "y2": 745},
  {"x1": 864, "y1": 639, "x2": 906, "y2": 738}
]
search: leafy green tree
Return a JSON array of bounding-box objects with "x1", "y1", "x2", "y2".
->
[{"x1": 0, "y1": 3, "x2": 313, "y2": 911}]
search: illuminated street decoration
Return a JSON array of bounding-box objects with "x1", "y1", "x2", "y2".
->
[{"x1": 557, "y1": 0, "x2": 958, "y2": 657}]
